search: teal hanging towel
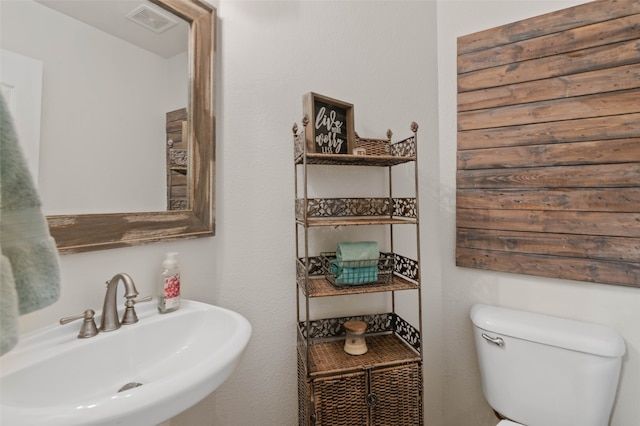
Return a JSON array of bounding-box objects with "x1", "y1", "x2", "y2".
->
[{"x1": 0, "y1": 94, "x2": 61, "y2": 355}]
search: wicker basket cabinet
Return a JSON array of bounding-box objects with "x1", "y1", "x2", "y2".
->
[{"x1": 293, "y1": 121, "x2": 423, "y2": 426}]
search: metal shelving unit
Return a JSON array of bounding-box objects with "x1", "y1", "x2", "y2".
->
[{"x1": 294, "y1": 121, "x2": 423, "y2": 425}]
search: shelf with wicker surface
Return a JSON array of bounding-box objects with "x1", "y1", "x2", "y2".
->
[
  {"x1": 293, "y1": 121, "x2": 418, "y2": 167},
  {"x1": 297, "y1": 313, "x2": 421, "y2": 376},
  {"x1": 302, "y1": 275, "x2": 418, "y2": 297},
  {"x1": 296, "y1": 152, "x2": 415, "y2": 167},
  {"x1": 306, "y1": 334, "x2": 420, "y2": 377},
  {"x1": 296, "y1": 253, "x2": 419, "y2": 297}
]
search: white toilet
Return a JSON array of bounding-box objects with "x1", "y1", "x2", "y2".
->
[{"x1": 470, "y1": 304, "x2": 625, "y2": 426}]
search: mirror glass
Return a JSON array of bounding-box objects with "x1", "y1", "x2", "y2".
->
[
  {"x1": 1, "y1": 0, "x2": 189, "y2": 214},
  {"x1": 0, "y1": 0, "x2": 215, "y2": 253}
]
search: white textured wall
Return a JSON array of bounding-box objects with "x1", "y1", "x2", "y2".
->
[
  {"x1": 9, "y1": 1, "x2": 640, "y2": 425},
  {"x1": 172, "y1": 1, "x2": 440, "y2": 424},
  {"x1": 14, "y1": 1, "x2": 439, "y2": 425},
  {"x1": 436, "y1": 1, "x2": 640, "y2": 425}
]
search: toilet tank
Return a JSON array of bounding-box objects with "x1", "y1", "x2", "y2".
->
[{"x1": 471, "y1": 304, "x2": 625, "y2": 426}]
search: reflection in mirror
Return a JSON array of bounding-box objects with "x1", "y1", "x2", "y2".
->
[
  {"x1": 2, "y1": 0, "x2": 189, "y2": 214},
  {"x1": 0, "y1": 0, "x2": 215, "y2": 253},
  {"x1": 166, "y1": 107, "x2": 190, "y2": 210}
]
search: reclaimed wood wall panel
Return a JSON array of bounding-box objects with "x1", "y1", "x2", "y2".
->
[
  {"x1": 457, "y1": 41, "x2": 640, "y2": 92},
  {"x1": 458, "y1": 64, "x2": 640, "y2": 111},
  {"x1": 458, "y1": 163, "x2": 640, "y2": 188},
  {"x1": 457, "y1": 188, "x2": 640, "y2": 212},
  {"x1": 457, "y1": 229, "x2": 639, "y2": 262},
  {"x1": 458, "y1": 113, "x2": 640, "y2": 149},
  {"x1": 457, "y1": 247, "x2": 640, "y2": 286},
  {"x1": 456, "y1": 0, "x2": 640, "y2": 287},
  {"x1": 458, "y1": 138, "x2": 640, "y2": 169},
  {"x1": 457, "y1": 0, "x2": 640, "y2": 55}
]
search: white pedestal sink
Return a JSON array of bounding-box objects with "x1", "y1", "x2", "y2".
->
[{"x1": 0, "y1": 300, "x2": 251, "y2": 425}]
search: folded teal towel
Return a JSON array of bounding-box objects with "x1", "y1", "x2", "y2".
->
[
  {"x1": 336, "y1": 241, "x2": 379, "y2": 266},
  {"x1": 330, "y1": 242, "x2": 380, "y2": 285},
  {"x1": 1, "y1": 94, "x2": 61, "y2": 355},
  {"x1": 330, "y1": 262, "x2": 378, "y2": 285}
]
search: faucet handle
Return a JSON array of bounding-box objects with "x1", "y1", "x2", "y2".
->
[
  {"x1": 60, "y1": 309, "x2": 99, "y2": 338},
  {"x1": 121, "y1": 295, "x2": 152, "y2": 325}
]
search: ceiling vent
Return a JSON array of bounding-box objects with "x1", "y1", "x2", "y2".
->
[{"x1": 126, "y1": 4, "x2": 178, "y2": 34}]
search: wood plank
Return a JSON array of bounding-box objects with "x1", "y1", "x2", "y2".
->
[
  {"x1": 456, "y1": 188, "x2": 640, "y2": 213},
  {"x1": 170, "y1": 171, "x2": 188, "y2": 185},
  {"x1": 48, "y1": 210, "x2": 210, "y2": 253},
  {"x1": 169, "y1": 185, "x2": 187, "y2": 198},
  {"x1": 166, "y1": 120, "x2": 185, "y2": 133},
  {"x1": 456, "y1": 208, "x2": 640, "y2": 237},
  {"x1": 458, "y1": 64, "x2": 640, "y2": 112},
  {"x1": 166, "y1": 108, "x2": 187, "y2": 123},
  {"x1": 458, "y1": 113, "x2": 640, "y2": 150},
  {"x1": 457, "y1": 138, "x2": 640, "y2": 169},
  {"x1": 167, "y1": 131, "x2": 184, "y2": 146},
  {"x1": 152, "y1": 0, "x2": 214, "y2": 24},
  {"x1": 457, "y1": 163, "x2": 640, "y2": 189},
  {"x1": 458, "y1": 40, "x2": 640, "y2": 92},
  {"x1": 458, "y1": 88, "x2": 640, "y2": 131},
  {"x1": 457, "y1": 0, "x2": 640, "y2": 55},
  {"x1": 458, "y1": 14, "x2": 640, "y2": 73},
  {"x1": 457, "y1": 228, "x2": 640, "y2": 262},
  {"x1": 456, "y1": 247, "x2": 640, "y2": 287}
]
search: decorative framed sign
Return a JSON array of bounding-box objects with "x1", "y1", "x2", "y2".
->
[{"x1": 303, "y1": 92, "x2": 355, "y2": 154}]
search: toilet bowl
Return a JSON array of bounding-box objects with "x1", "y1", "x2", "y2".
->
[{"x1": 471, "y1": 304, "x2": 625, "y2": 426}]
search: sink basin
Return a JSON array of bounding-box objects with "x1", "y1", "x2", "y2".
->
[{"x1": 0, "y1": 300, "x2": 251, "y2": 425}]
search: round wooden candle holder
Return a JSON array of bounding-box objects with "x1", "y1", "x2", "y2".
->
[{"x1": 343, "y1": 320, "x2": 368, "y2": 355}]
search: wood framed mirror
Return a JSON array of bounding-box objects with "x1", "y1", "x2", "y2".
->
[{"x1": 44, "y1": 0, "x2": 215, "y2": 254}]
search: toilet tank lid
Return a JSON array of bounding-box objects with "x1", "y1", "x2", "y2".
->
[{"x1": 470, "y1": 304, "x2": 626, "y2": 357}]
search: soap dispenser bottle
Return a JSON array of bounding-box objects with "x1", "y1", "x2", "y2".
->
[{"x1": 158, "y1": 251, "x2": 181, "y2": 313}]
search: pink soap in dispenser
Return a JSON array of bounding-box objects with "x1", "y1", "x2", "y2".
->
[{"x1": 158, "y1": 252, "x2": 181, "y2": 313}]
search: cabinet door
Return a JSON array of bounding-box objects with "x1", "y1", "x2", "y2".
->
[
  {"x1": 314, "y1": 371, "x2": 368, "y2": 426},
  {"x1": 369, "y1": 363, "x2": 422, "y2": 426}
]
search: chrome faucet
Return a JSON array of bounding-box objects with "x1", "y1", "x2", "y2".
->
[{"x1": 99, "y1": 273, "x2": 140, "y2": 332}]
